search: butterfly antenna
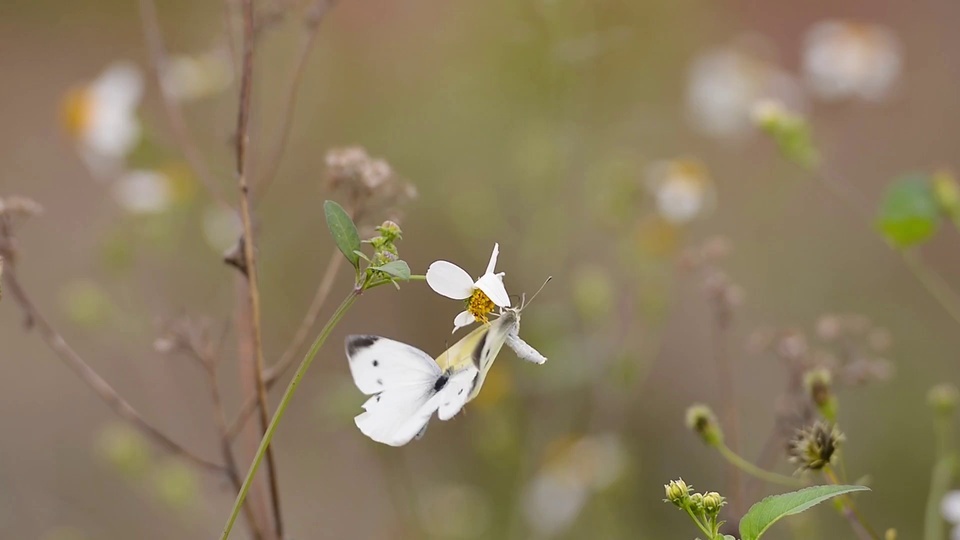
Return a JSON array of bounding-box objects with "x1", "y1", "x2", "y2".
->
[{"x1": 522, "y1": 276, "x2": 552, "y2": 310}]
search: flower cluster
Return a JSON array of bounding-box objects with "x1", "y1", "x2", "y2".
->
[{"x1": 664, "y1": 479, "x2": 728, "y2": 538}]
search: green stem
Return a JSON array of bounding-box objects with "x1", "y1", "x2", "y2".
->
[
  {"x1": 716, "y1": 442, "x2": 806, "y2": 488},
  {"x1": 684, "y1": 506, "x2": 715, "y2": 540},
  {"x1": 924, "y1": 415, "x2": 957, "y2": 540},
  {"x1": 824, "y1": 467, "x2": 880, "y2": 540},
  {"x1": 220, "y1": 290, "x2": 359, "y2": 540}
]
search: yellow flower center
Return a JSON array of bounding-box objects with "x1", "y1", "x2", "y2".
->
[
  {"x1": 466, "y1": 288, "x2": 496, "y2": 324},
  {"x1": 62, "y1": 87, "x2": 93, "y2": 138}
]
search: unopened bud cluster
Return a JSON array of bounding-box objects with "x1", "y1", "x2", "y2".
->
[
  {"x1": 663, "y1": 478, "x2": 727, "y2": 535},
  {"x1": 368, "y1": 220, "x2": 403, "y2": 266}
]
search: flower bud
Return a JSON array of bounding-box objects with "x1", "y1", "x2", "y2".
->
[
  {"x1": 664, "y1": 478, "x2": 692, "y2": 507},
  {"x1": 685, "y1": 404, "x2": 723, "y2": 446},
  {"x1": 803, "y1": 368, "x2": 837, "y2": 421},
  {"x1": 927, "y1": 383, "x2": 959, "y2": 417},
  {"x1": 376, "y1": 220, "x2": 402, "y2": 242},
  {"x1": 688, "y1": 492, "x2": 704, "y2": 513},
  {"x1": 702, "y1": 491, "x2": 726, "y2": 516},
  {"x1": 750, "y1": 99, "x2": 819, "y2": 169}
]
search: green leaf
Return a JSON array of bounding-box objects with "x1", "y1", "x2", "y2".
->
[
  {"x1": 877, "y1": 175, "x2": 941, "y2": 248},
  {"x1": 374, "y1": 260, "x2": 411, "y2": 281},
  {"x1": 739, "y1": 485, "x2": 869, "y2": 540},
  {"x1": 323, "y1": 200, "x2": 361, "y2": 268}
]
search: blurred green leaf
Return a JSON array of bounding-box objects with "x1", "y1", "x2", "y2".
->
[
  {"x1": 374, "y1": 260, "x2": 411, "y2": 281},
  {"x1": 323, "y1": 200, "x2": 361, "y2": 268},
  {"x1": 877, "y1": 175, "x2": 941, "y2": 248},
  {"x1": 739, "y1": 485, "x2": 869, "y2": 540}
]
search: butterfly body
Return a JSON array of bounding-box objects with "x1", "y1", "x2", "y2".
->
[{"x1": 345, "y1": 309, "x2": 520, "y2": 446}]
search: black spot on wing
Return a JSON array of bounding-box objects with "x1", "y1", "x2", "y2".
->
[
  {"x1": 471, "y1": 332, "x2": 489, "y2": 369},
  {"x1": 346, "y1": 335, "x2": 380, "y2": 357},
  {"x1": 433, "y1": 374, "x2": 449, "y2": 392},
  {"x1": 376, "y1": 378, "x2": 383, "y2": 386},
  {"x1": 372, "y1": 360, "x2": 379, "y2": 367}
]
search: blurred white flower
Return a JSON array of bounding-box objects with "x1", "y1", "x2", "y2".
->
[
  {"x1": 161, "y1": 48, "x2": 233, "y2": 102},
  {"x1": 63, "y1": 61, "x2": 144, "y2": 175},
  {"x1": 942, "y1": 491, "x2": 960, "y2": 540},
  {"x1": 426, "y1": 243, "x2": 511, "y2": 332},
  {"x1": 686, "y1": 40, "x2": 804, "y2": 139},
  {"x1": 112, "y1": 170, "x2": 173, "y2": 215},
  {"x1": 201, "y1": 205, "x2": 242, "y2": 253},
  {"x1": 645, "y1": 159, "x2": 715, "y2": 224},
  {"x1": 802, "y1": 20, "x2": 902, "y2": 102},
  {"x1": 523, "y1": 434, "x2": 627, "y2": 536}
]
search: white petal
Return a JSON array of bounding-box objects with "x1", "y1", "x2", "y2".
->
[
  {"x1": 942, "y1": 491, "x2": 960, "y2": 523},
  {"x1": 484, "y1": 243, "x2": 500, "y2": 276},
  {"x1": 453, "y1": 311, "x2": 476, "y2": 333},
  {"x1": 476, "y1": 273, "x2": 511, "y2": 307},
  {"x1": 426, "y1": 261, "x2": 474, "y2": 300}
]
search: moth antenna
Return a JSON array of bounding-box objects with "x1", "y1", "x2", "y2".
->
[{"x1": 521, "y1": 276, "x2": 552, "y2": 310}]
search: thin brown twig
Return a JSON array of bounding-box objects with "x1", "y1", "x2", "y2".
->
[
  {"x1": 233, "y1": 0, "x2": 284, "y2": 537},
  {"x1": 137, "y1": 0, "x2": 230, "y2": 209},
  {"x1": 226, "y1": 249, "x2": 344, "y2": 439},
  {"x1": 182, "y1": 339, "x2": 265, "y2": 540},
  {"x1": 254, "y1": 0, "x2": 338, "y2": 202},
  {"x1": 0, "y1": 223, "x2": 226, "y2": 476}
]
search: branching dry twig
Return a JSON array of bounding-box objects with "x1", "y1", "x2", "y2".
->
[
  {"x1": 0, "y1": 219, "x2": 226, "y2": 476},
  {"x1": 137, "y1": 0, "x2": 230, "y2": 209},
  {"x1": 254, "y1": 0, "x2": 338, "y2": 201},
  {"x1": 233, "y1": 0, "x2": 284, "y2": 537}
]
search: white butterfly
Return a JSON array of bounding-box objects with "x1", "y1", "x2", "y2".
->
[{"x1": 345, "y1": 299, "x2": 547, "y2": 446}]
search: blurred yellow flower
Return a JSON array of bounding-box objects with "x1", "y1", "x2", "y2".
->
[{"x1": 802, "y1": 20, "x2": 902, "y2": 102}]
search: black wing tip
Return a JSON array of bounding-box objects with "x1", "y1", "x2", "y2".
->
[{"x1": 345, "y1": 335, "x2": 380, "y2": 357}]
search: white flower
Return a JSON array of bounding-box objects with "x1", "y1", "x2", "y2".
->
[
  {"x1": 645, "y1": 159, "x2": 715, "y2": 225},
  {"x1": 942, "y1": 491, "x2": 960, "y2": 540},
  {"x1": 802, "y1": 20, "x2": 902, "y2": 102},
  {"x1": 161, "y1": 48, "x2": 233, "y2": 102},
  {"x1": 522, "y1": 434, "x2": 627, "y2": 536},
  {"x1": 201, "y1": 205, "x2": 243, "y2": 253},
  {"x1": 63, "y1": 61, "x2": 144, "y2": 176},
  {"x1": 686, "y1": 39, "x2": 804, "y2": 139},
  {"x1": 112, "y1": 170, "x2": 173, "y2": 215},
  {"x1": 426, "y1": 243, "x2": 511, "y2": 332}
]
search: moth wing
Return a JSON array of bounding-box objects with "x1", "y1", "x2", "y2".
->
[
  {"x1": 345, "y1": 335, "x2": 441, "y2": 395},
  {"x1": 437, "y1": 366, "x2": 479, "y2": 421}
]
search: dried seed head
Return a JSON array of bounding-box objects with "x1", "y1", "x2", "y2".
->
[{"x1": 788, "y1": 421, "x2": 844, "y2": 471}]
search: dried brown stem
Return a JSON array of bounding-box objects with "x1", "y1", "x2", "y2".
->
[
  {"x1": 253, "y1": 0, "x2": 337, "y2": 201},
  {"x1": 0, "y1": 223, "x2": 226, "y2": 476},
  {"x1": 233, "y1": 0, "x2": 284, "y2": 537},
  {"x1": 225, "y1": 249, "x2": 344, "y2": 439},
  {"x1": 137, "y1": 0, "x2": 230, "y2": 209}
]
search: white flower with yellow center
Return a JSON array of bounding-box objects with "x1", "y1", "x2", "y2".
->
[
  {"x1": 112, "y1": 170, "x2": 174, "y2": 215},
  {"x1": 645, "y1": 159, "x2": 715, "y2": 225},
  {"x1": 686, "y1": 40, "x2": 804, "y2": 139},
  {"x1": 426, "y1": 243, "x2": 511, "y2": 332},
  {"x1": 62, "y1": 61, "x2": 144, "y2": 175},
  {"x1": 802, "y1": 20, "x2": 902, "y2": 102}
]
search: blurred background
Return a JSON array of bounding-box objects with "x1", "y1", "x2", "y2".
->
[{"x1": 1, "y1": 0, "x2": 959, "y2": 538}]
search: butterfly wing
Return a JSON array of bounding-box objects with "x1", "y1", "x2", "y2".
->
[
  {"x1": 437, "y1": 366, "x2": 479, "y2": 421},
  {"x1": 345, "y1": 335, "x2": 444, "y2": 446}
]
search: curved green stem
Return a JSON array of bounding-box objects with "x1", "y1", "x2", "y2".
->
[
  {"x1": 684, "y1": 506, "x2": 715, "y2": 539},
  {"x1": 924, "y1": 415, "x2": 957, "y2": 540},
  {"x1": 220, "y1": 290, "x2": 359, "y2": 540},
  {"x1": 715, "y1": 442, "x2": 806, "y2": 488}
]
